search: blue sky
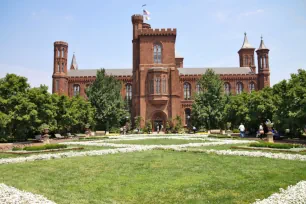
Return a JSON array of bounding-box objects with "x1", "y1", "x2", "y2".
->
[{"x1": 0, "y1": 0, "x2": 305, "y2": 92}]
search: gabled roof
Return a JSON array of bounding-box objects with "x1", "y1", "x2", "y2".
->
[{"x1": 241, "y1": 33, "x2": 254, "y2": 49}]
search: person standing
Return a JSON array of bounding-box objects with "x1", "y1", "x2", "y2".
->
[
  {"x1": 157, "y1": 124, "x2": 160, "y2": 134},
  {"x1": 238, "y1": 123, "x2": 245, "y2": 138},
  {"x1": 258, "y1": 123, "x2": 264, "y2": 139}
]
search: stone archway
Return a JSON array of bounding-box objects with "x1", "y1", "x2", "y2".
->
[{"x1": 151, "y1": 111, "x2": 167, "y2": 132}]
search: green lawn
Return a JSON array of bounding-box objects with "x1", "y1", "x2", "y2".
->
[
  {"x1": 0, "y1": 150, "x2": 306, "y2": 204},
  {"x1": 0, "y1": 145, "x2": 115, "y2": 159},
  {"x1": 105, "y1": 138, "x2": 210, "y2": 145}
]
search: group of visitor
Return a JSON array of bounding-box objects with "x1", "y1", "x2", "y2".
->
[{"x1": 238, "y1": 122, "x2": 280, "y2": 139}]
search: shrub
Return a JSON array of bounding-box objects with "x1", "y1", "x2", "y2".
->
[
  {"x1": 232, "y1": 129, "x2": 240, "y2": 133},
  {"x1": 23, "y1": 144, "x2": 67, "y2": 151},
  {"x1": 110, "y1": 127, "x2": 120, "y2": 133},
  {"x1": 12, "y1": 147, "x2": 22, "y2": 151},
  {"x1": 249, "y1": 142, "x2": 303, "y2": 149}
]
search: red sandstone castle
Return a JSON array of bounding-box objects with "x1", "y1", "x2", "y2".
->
[{"x1": 52, "y1": 14, "x2": 270, "y2": 130}]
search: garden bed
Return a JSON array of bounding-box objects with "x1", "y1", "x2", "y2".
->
[
  {"x1": 249, "y1": 142, "x2": 304, "y2": 149},
  {"x1": 2, "y1": 147, "x2": 84, "y2": 154},
  {"x1": 231, "y1": 146, "x2": 306, "y2": 153}
]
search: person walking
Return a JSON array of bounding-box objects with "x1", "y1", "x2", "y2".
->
[
  {"x1": 238, "y1": 123, "x2": 245, "y2": 138},
  {"x1": 258, "y1": 123, "x2": 264, "y2": 139}
]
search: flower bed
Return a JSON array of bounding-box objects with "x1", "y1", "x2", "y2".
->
[
  {"x1": 250, "y1": 142, "x2": 304, "y2": 149},
  {"x1": 3, "y1": 147, "x2": 84, "y2": 154},
  {"x1": 253, "y1": 180, "x2": 306, "y2": 204},
  {"x1": 231, "y1": 146, "x2": 306, "y2": 153},
  {"x1": 0, "y1": 183, "x2": 55, "y2": 204}
]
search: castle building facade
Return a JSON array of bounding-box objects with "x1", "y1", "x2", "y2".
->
[{"x1": 52, "y1": 14, "x2": 271, "y2": 130}]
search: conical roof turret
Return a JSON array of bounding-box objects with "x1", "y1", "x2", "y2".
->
[
  {"x1": 257, "y1": 35, "x2": 269, "y2": 50},
  {"x1": 241, "y1": 32, "x2": 254, "y2": 49},
  {"x1": 70, "y1": 53, "x2": 78, "y2": 70}
]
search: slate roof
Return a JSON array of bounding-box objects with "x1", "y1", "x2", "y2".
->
[
  {"x1": 67, "y1": 67, "x2": 253, "y2": 77},
  {"x1": 178, "y1": 67, "x2": 253, "y2": 75},
  {"x1": 241, "y1": 33, "x2": 254, "y2": 49},
  {"x1": 68, "y1": 69, "x2": 132, "y2": 77},
  {"x1": 258, "y1": 37, "x2": 269, "y2": 50}
]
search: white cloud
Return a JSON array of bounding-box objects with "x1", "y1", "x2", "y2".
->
[
  {"x1": 0, "y1": 64, "x2": 52, "y2": 93},
  {"x1": 240, "y1": 9, "x2": 264, "y2": 17}
]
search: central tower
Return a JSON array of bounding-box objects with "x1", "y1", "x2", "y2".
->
[{"x1": 131, "y1": 14, "x2": 180, "y2": 129}]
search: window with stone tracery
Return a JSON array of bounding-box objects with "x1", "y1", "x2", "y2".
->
[
  {"x1": 155, "y1": 77, "x2": 161, "y2": 94},
  {"x1": 73, "y1": 84, "x2": 80, "y2": 96},
  {"x1": 249, "y1": 82, "x2": 255, "y2": 93},
  {"x1": 196, "y1": 83, "x2": 201, "y2": 94},
  {"x1": 126, "y1": 83, "x2": 132, "y2": 100},
  {"x1": 236, "y1": 82, "x2": 243, "y2": 94},
  {"x1": 184, "y1": 82, "x2": 191, "y2": 100},
  {"x1": 153, "y1": 43, "x2": 162, "y2": 64},
  {"x1": 162, "y1": 77, "x2": 166, "y2": 93},
  {"x1": 224, "y1": 83, "x2": 231, "y2": 95}
]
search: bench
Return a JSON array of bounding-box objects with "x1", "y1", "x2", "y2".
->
[
  {"x1": 209, "y1": 129, "x2": 221, "y2": 134},
  {"x1": 95, "y1": 131, "x2": 105, "y2": 136},
  {"x1": 55, "y1": 134, "x2": 65, "y2": 139}
]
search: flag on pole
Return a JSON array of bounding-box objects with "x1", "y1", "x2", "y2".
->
[{"x1": 143, "y1": 9, "x2": 150, "y2": 16}]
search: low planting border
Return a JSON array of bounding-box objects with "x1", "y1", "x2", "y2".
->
[{"x1": 1, "y1": 147, "x2": 84, "y2": 154}]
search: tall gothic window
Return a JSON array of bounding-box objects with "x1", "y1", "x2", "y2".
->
[
  {"x1": 236, "y1": 82, "x2": 243, "y2": 94},
  {"x1": 185, "y1": 108, "x2": 191, "y2": 126},
  {"x1": 196, "y1": 83, "x2": 201, "y2": 94},
  {"x1": 244, "y1": 56, "x2": 248, "y2": 66},
  {"x1": 150, "y1": 79, "x2": 154, "y2": 94},
  {"x1": 126, "y1": 84, "x2": 132, "y2": 100},
  {"x1": 62, "y1": 48, "x2": 65, "y2": 58},
  {"x1": 162, "y1": 77, "x2": 166, "y2": 93},
  {"x1": 224, "y1": 83, "x2": 231, "y2": 95},
  {"x1": 184, "y1": 82, "x2": 191, "y2": 100},
  {"x1": 155, "y1": 77, "x2": 161, "y2": 94},
  {"x1": 73, "y1": 84, "x2": 80, "y2": 96},
  {"x1": 249, "y1": 82, "x2": 255, "y2": 93},
  {"x1": 57, "y1": 49, "x2": 60, "y2": 57},
  {"x1": 62, "y1": 63, "x2": 64, "y2": 72},
  {"x1": 57, "y1": 63, "x2": 60, "y2": 72},
  {"x1": 153, "y1": 43, "x2": 162, "y2": 64}
]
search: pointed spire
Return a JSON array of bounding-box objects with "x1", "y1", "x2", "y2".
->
[
  {"x1": 241, "y1": 32, "x2": 254, "y2": 49},
  {"x1": 258, "y1": 35, "x2": 268, "y2": 50},
  {"x1": 70, "y1": 53, "x2": 78, "y2": 70}
]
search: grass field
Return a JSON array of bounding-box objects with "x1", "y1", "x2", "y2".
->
[
  {"x1": 1, "y1": 150, "x2": 306, "y2": 204},
  {"x1": 105, "y1": 138, "x2": 210, "y2": 145}
]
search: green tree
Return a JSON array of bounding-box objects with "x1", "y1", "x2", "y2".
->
[
  {"x1": 192, "y1": 69, "x2": 225, "y2": 130},
  {"x1": 86, "y1": 69, "x2": 128, "y2": 130},
  {"x1": 144, "y1": 120, "x2": 152, "y2": 134}
]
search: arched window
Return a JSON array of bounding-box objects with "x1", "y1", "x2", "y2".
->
[
  {"x1": 236, "y1": 82, "x2": 243, "y2": 94},
  {"x1": 155, "y1": 77, "x2": 161, "y2": 94},
  {"x1": 57, "y1": 63, "x2": 60, "y2": 72},
  {"x1": 73, "y1": 84, "x2": 80, "y2": 96},
  {"x1": 249, "y1": 82, "x2": 255, "y2": 93},
  {"x1": 263, "y1": 56, "x2": 266, "y2": 69},
  {"x1": 185, "y1": 108, "x2": 191, "y2": 126},
  {"x1": 126, "y1": 84, "x2": 132, "y2": 100},
  {"x1": 57, "y1": 49, "x2": 60, "y2": 57},
  {"x1": 196, "y1": 83, "x2": 201, "y2": 94},
  {"x1": 224, "y1": 82, "x2": 231, "y2": 95},
  {"x1": 184, "y1": 82, "x2": 191, "y2": 100},
  {"x1": 162, "y1": 77, "x2": 167, "y2": 93},
  {"x1": 62, "y1": 63, "x2": 64, "y2": 72},
  {"x1": 153, "y1": 43, "x2": 162, "y2": 64},
  {"x1": 62, "y1": 48, "x2": 65, "y2": 58}
]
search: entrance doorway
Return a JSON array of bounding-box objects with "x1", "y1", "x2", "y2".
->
[
  {"x1": 154, "y1": 119, "x2": 163, "y2": 132},
  {"x1": 151, "y1": 111, "x2": 167, "y2": 132}
]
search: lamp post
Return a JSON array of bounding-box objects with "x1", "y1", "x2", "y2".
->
[{"x1": 187, "y1": 115, "x2": 190, "y2": 133}]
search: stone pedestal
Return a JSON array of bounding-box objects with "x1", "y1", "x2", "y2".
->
[
  {"x1": 43, "y1": 135, "x2": 50, "y2": 144},
  {"x1": 267, "y1": 132, "x2": 274, "y2": 143}
]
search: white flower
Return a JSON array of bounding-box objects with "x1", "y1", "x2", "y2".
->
[
  {"x1": 0, "y1": 183, "x2": 56, "y2": 204},
  {"x1": 253, "y1": 180, "x2": 306, "y2": 204}
]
